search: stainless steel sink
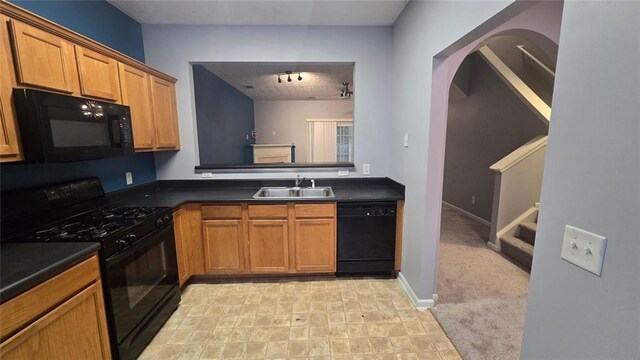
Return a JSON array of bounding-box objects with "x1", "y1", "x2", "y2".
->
[{"x1": 253, "y1": 187, "x2": 334, "y2": 199}]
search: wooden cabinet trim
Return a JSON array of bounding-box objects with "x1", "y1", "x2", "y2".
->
[
  {"x1": 395, "y1": 200, "x2": 404, "y2": 271},
  {"x1": 294, "y1": 203, "x2": 336, "y2": 218},
  {"x1": 0, "y1": 281, "x2": 111, "y2": 359},
  {"x1": 0, "y1": 254, "x2": 100, "y2": 341},
  {"x1": 202, "y1": 204, "x2": 242, "y2": 220},
  {"x1": 0, "y1": 1, "x2": 176, "y2": 83},
  {"x1": 248, "y1": 204, "x2": 288, "y2": 219}
]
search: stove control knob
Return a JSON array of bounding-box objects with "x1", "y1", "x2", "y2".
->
[
  {"x1": 126, "y1": 234, "x2": 137, "y2": 242},
  {"x1": 116, "y1": 239, "x2": 129, "y2": 249},
  {"x1": 156, "y1": 218, "x2": 164, "y2": 227},
  {"x1": 163, "y1": 215, "x2": 171, "y2": 223}
]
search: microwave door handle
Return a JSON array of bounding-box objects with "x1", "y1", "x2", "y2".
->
[{"x1": 110, "y1": 117, "x2": 122, "y2": 145}]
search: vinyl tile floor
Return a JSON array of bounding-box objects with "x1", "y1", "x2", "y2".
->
[{"x1": 139, "y1": 278, "x2": 462, "y2": 360}]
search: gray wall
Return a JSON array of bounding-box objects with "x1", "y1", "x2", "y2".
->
[
  {"x1": 443, "y1": 53, "x2": 549, "y2": 221},
  {"x1": 521, "y1": 2, "x2": 640, "y2": 358},
  {"x1": 193, "y1": 65, "x2": 255, "y2": 165},
  {"x1": 143, "y1": 25, "x2": 393, "y2": 179},
  {"x1": 254, "y1": 100, "x2": 354, "y2": 162}
]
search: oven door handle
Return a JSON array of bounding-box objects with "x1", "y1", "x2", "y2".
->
[{"x1": 105, "y1": 224, "x2": 174, "y2": 268}]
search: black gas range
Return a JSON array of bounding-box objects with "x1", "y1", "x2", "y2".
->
[
  {"x1": 1, "y1": 178, "x2": 180, "y2": 360},
  {"x1": 27, "y1": 206, "x2": 173, "y2": 258}
]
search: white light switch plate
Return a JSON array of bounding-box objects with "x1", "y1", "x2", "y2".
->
[
  {"x1": 125, "y1": 172, "x2": 133, "y2": 185},
  {"x1": 561, "y1": 225, "x2": 607, "y2": 276},
  {"x1": 362, "y1": 163, "x2": 371, "y2": 175}
]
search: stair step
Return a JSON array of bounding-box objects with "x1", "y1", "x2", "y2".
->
[
  {"x1": 501, "y1": 236, "x2": 534, "y2": 270},
  {"x1": 518, "y1": 222, "x2": 538, "y2": 245}
]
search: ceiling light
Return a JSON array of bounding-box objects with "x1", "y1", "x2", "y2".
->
[
  {"x1": 277, "y1": 75, "x2": 282, "y2": 83},
  {"x1": 298, "y1": 73, "x2": 302, "y2": 81},
  {"x1": 287, "y1": 74, "x2": 292, "y2": 82}
]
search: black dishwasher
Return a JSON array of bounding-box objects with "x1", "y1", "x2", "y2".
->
[{"x1": 337, "y1": 202, "x2": 397, "y2": 275}]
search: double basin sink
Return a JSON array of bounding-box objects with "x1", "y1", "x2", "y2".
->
[{"x1": 253, "y1": 187, "x2": 334, "y2": 199}]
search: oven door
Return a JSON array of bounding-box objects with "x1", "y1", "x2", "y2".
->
[{"x1": 104, "y1": 224, "x2": 179, "y2": 345}]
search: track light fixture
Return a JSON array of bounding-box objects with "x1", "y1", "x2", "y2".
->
[{"x1": 276, "y1": 70, "x2": 303, "y2": 84}]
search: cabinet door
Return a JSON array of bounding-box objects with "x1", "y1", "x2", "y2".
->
[
  {"x1": 295, "y1": 219, "x2": 336, "y2": 272},
  {"x1": 149, "y1": 76, "x2": 180, "y2": 149},
  {"x1": 202, "y1": 220, "x2": 246, "y2": 273},
  {"x1": 118, "y1": 63, "x2": 155, "y2": 150},
  {"x1": 0, "y1": 16, "x2": 22, "y2": 162},
  {"x1": 75, "y1": 46, "x2": 120, "y2": 101},
  {"x1": 0, "y1": 282, "x2": 111, "y2": 359},
  {"x1": 173, "y1": 209, "x2": 191, "y2": 286},
  {"x1": 9, "y1": 20, "x2": 77, "y2": 93},
  {"x1": 248, "y1": 220, "x2": 289, "y2": 273}
]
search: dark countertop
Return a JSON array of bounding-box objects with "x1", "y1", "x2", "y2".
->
[
  {"x1": 0, "y1": 242, "x2": 101, "y2": 303},
  {"x1": 108, "y1": 178, "x2": 405, "y2": 209}
]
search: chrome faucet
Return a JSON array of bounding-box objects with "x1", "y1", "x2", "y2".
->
[
  {"x1": 311, "y1": 179, "x2": 316, "y2": 189},
  {"x1": 294, "y1": 175, "x2": 306, "y2": 188}
]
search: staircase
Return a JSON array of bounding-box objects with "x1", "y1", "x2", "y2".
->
[{"x1": 500, "y1": 216, "x2": 537, "y2": 270}]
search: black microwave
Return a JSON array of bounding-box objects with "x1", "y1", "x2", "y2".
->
[{"x1": 13, "y1": 89, "x2": 134, "y2": 163}]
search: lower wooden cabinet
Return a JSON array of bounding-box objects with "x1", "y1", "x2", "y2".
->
[
  {"x1": 0, "y1": 254, "x2": 111, "y2": 359},
  {"x1": 175, "y1": 203, "x2": 338, "y2": 279},
  {"x1": 295, "y1": 218, "x2": 336, "y2": 272},
  {"x1": 248, "y1": 220, "x2": 289, "y2": 273},
  {"x1": 203, "y1": 219, "x2": 246, "y2": 274}
]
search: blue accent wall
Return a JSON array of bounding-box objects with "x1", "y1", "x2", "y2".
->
[
  {"x1": 10, "y1": 0, "x2": 145, "y2": 62},
  {"x1": 193, "y1": 65, "x2": 255, "y2": 165},
  {"x1": 2, "y1": 0, "x2": 155, "y2": 193}
]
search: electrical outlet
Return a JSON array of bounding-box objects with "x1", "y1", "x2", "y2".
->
[
  {"x1": 338, "y1": 170, "x2": 349, "y2": 176},
  {"x1": 201, "y1": 172, "x2": 213, "y2": 178},
  {"x1": 362, "y1": 163, "x2": 371, "y2": 175},
  {"x1": 561, "y1": 225, "x2": 607, "y2": 276},
  {"x1": 403, "y1": 133, "x2": 409, "y2": 148},
  {"x1": 125, "y1": 172, "x2": 133, "y2": 185}
]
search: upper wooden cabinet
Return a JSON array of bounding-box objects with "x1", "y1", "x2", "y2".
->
[
  {"x1": 119, "y1": 63, "x2": 155, "y2": 150},
  {"x1": 149, "y1": 76, "x2": 180, "y2": 150},
  {"x1": 9, "y1": 20, "x2": 78, "y2": 94},
  {"x1": 0, "y1": 2, "x2": 181, "y2": 161},
  {"x1": 75, "y1": 46, "x2": 120, "y2": 102},
  {"x1": 0, "y1": 15, "x2": 22, "y2": 162}
]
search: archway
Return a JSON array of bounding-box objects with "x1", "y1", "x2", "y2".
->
[{"x1": 421, "y1": 2, "x2": 563, "y2": 359}]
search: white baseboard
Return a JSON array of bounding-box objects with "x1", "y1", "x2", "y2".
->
[
  {"x1": 442, "y1": 201, "x2": 490, "y2": 226},
  {"x1": 397, "y1": 272, "x2": 435, "y2": 310}
]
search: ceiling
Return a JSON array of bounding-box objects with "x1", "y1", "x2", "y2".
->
[
  {"x1": 106, "y1": 0, "x2": 408, "y2": 26},
  {"x1": 195, "y1": 62, "x2": 354, "y2": 101}
]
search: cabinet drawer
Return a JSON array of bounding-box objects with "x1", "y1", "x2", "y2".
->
[
  {"x1": 201, "y1": 205, "x2": 242, "y2": 219},
  {"x1": 295, "y1": 203, "x2": 335, "y2": 218},
  {"x1": 248, "y1": 204, "x2": 288, "y2": 219}
]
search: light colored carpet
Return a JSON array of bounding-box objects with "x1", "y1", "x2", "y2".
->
[{"x1": 431, "y1": 204, "x2": 530, "y2": 360}]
